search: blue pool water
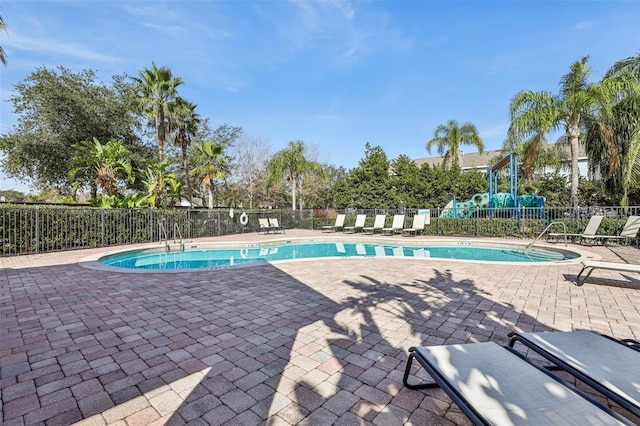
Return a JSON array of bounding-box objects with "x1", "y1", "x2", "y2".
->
[{"x1": 99, "y1": 241, "x2": 580, "y2": 270}]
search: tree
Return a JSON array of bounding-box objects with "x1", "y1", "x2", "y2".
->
[
  {"x1": 191, "y1": 140, "x2": 230, "y2": 209},
  {"x1": 140, "y1": 160, "x2": 183, "y2": 208},
  {"x1": 426, "y1": 120, "x2": 484, "y2": 169},
  {"x1": 265, "y1": 140, "x2": 323, "y2": 211},
  {"x1": 0, "y1": 67, "x2": 144, "y2": 189},
  {"x1": 69, "y1": 137, "x2": 133, "y2": 199},
  {"x1": 134, "y1": 62, "x2": 183, "y2": 162},
  {"x1": 583, "y1": 54, "x2": 640, "y2": 207},
  {"x1": 333, "y1": 143, "x2": 392, "y2": 208},
  {"x1": 508, "y1": 56, "x2": 600, "y2": 207},
  {"x1": 0, "y1": 15, "x2": 7, "y2": 66},
  {"x1": 168, "y1": 97, "x2": 199, "y2": 205},
  {"x1": 229, "y1": 134, "x2": 272, "y2": 208}
]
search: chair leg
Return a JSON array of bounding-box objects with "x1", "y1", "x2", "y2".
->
[
  {"x1": 402, "y1": 351, "x2": 439, "y2": 390},
  {"x1": 576, "y1": 265, "x2": 594, "y2": 286}
]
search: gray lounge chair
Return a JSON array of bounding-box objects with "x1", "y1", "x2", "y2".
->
[
  {"x1": 363, "y1": 215, "x2": 386, "y2": 234},
  {"x1": 508, "y1": 330, "x2": 640, "y2": 417},
  {"x1": 547, "y1": 215, "x2": 603, "y2": 245},
  {"x1": 576, "y1": 260, "x2": 640, "y2": 286},
  {"x1": 322, "y1": 214, "x2": 345, "y2": 232},
  {"x1": 343, "y1": 214, "x2": 366, "y2": 233},
  {"x1": 403, "y1": 341, "x2": 633, "y2": 425}
]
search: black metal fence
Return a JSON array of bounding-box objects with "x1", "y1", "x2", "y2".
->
[{"x1": 1, "y1": 204, "x2": 638, "y2": 256}]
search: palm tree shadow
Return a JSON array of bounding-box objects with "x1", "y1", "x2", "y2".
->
[{"x1": 286, "y1": 268, "x2": 557, "y2": 423}]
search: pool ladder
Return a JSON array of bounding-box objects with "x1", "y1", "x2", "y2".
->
[
  {"x1": 158, "y1": 220, "x2": 185, "y2": 251},
  {"x1": 523, "y1": 221, "x2": 567, "y2": 254}
]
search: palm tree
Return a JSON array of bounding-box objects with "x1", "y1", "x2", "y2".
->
[
  {"x1": 265, "y1": 140, "x2": 324, "y2": 211},
  {"x1": 134, "y1": 62, "x2": 183, "y2": 162},
  {"x1": 69, "y1": 137, "x2": 133, "y2": 199},
  {"x1": 0, "y1": 15, "x2": 8, "y2": 66},
  {"x1": 140, "y1": 160, "x2": 183, "y2": 208},
  {"x1": 509, "y1": 56, "x2": 600, "y2": 207},
  {"x1": 168, "y1": 97, "x2": 199, "y2": 206},
  {"x1": 191, "y1": 140, "x2": 229, "y2": 209},
  {"x1": 426, "y1": 120, "x2": 484, "y2": 169},
  {"x1": 583, "y1": 54, "x2": 640, "y2": 207}
]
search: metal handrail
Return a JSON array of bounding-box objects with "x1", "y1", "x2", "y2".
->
[
  {"x1": 523, "y1": 221, "x2": 568, "y2": 253},
  {"x1": 173, "y1": 223, "x2": 184, "y2": 250},
  {"x1": 159, "y1": 219, "x2": 169, "y2": 249}
]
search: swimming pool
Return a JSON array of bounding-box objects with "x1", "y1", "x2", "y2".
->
[{"x1": 96, "y1": 240, "x2": 581, "y2": 271}]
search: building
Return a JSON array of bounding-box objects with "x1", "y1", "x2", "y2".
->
[{"x1": 413, "y1": 145, "x2": 590, "y2": 178}]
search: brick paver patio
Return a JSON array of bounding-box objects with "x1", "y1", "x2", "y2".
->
[{"x1": 1, "y1": 230, "x2": 639, "y2": 425}]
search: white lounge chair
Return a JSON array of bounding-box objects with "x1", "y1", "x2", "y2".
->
[
  {"x1": 382, "y1": 214, "x2": 404, "y2": 235},
  {"x1": 363, "y1": 215, "x2": 386, "y2": 234},
  {"x1": 403, "y1": 341, "x2": 634, "y2": 425},
  {"x1": 402, "y1": 214, "x2": 426, "y2": 237},
  {"x1": 547, "y1": 215, "x2": 603, "y2": 245},
  {"x1": 508, "y1": 330, "x2": 640, "y2": 417},
  {"x1": 258, "y1": 218, "x2": 271, "y2": 234},
  {"x1": 268, "y1": 218, "x2": 284, "y2": 234},
  {"x1": 592, "y1": 215, "x2": 640, "y2": 245},
  {"x1": 576, "y1": 260, "x2": 640, "y2": 286},
  {"x1": 322, "y1": 214, "x2": 345, "y2": 232},
  {"x1": 343, "y1": 214, "x2": 367, "y2": 233}
]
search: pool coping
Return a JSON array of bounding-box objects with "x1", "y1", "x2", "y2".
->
[{"x1": 78, "y1": 236, "x2": 601, "y2": 274}]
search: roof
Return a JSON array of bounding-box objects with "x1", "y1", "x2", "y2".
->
[{"x1": 413, "y1": 143, "x2": 587, "y2": 171}]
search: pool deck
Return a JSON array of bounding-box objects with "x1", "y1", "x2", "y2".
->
[{"x1": 1, "y1": 230, "x2": 639, "y2": 425}]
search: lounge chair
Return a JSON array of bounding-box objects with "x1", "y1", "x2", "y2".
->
[
  {"x1": 547, "y1": 215, "x2": 603, "y2": 245},
  {"x1": 593, "y1": 215, "x2": 640, "y2": 245},
  {"x1": 322, "y1": 214, "x2": 345, "y2": 232},
  {"x1": 576, "y1": 260, "x2": 640, "y2": 286},
  {"x1": 258, "y1": 218, "x2": 272, "y2": 234},
  {"x1": 508, "y1": 330, "x2": 640, "y2": 417},
  {"x1": 343, "y1": 214, "x2": 367, "y2": 233},
  {"x1": 402, "y1": 214, "x2": 426, "y2": 237},
  {"x1": 381, "y1": 214, "x2": 405, "y2": 235},
  {"x1": 268, "y1": 218, "x2": 285, "y2": 234},
  {"x1": 403, "y1": 341, "x2": 633, "y2": 425},
  {"x1": 362, "y1": 215, "x2": 386, "y2": 234}
]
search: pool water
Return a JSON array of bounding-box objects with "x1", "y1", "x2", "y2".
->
[{"x1": 99, "y1": 241, "x2": 580, "y2": 270}]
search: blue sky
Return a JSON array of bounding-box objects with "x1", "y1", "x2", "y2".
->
[{"x1": 0, "y1": 0, "x2": 638, "y2": 193}]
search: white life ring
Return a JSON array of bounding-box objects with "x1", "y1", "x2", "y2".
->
[
  {"x1": 240, "y1": 248, "x2": 248, "y2": 259},
  {"x1": 239, "y1": 212, "x2": 248, "y2": 225}
]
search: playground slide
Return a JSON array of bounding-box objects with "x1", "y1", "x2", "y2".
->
[
  {"x1": 440, "y1": 193, "x2": 545, "y2": 218},
  {"x1": 440, "y1": 193, "x2": 491, "y2": 218}
]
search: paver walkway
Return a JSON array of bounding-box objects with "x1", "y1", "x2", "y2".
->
[{"x1": 1, "y1": 231, "x2": 639, "y2": 425}]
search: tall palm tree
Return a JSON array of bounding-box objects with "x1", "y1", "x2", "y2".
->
[
  {"x1": 168, "y1": 97, "x2": 199, "y2": 206},
  {"x1": 265, "y1": 140, "x2": 323, "y2": 211},
  {"x1": 134, "y1": 62, "x2": 183, "y2": 162},
  {"x1": 583, "y1": 54, "x2": 640, "y2": 207},
  {"x1": 69, "y1": 137, "x2": 133, "y2": 199},
  {"x1": 509, "y1": 56, "x2": 600, "y2": 207},
  {"x1": 426, "y1": 120, "x2": 484, "y2": 169},
  {"x1": 191, "y1": 140, "x2": 229, "y2": 209},
  {"x1": 0, "y1": 15, "x2": 8, "y2": 66}
]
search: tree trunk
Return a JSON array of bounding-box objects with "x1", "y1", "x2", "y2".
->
[
  {"x1": 568, "y1": 124, "x2": 581, "y2": 208},
  {"x1": 182, "y1": 139, "x2": 193, "y2": 206},
  {"x1": 157, "y1": 109, "x2": 165, "y2": 162},
  {"x1": 207, "y1": 187, "x2": 214, "y2": 209}
]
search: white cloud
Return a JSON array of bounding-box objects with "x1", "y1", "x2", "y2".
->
[{"x1": 5, "y1": 32, "x2": 120, "y2": 63}]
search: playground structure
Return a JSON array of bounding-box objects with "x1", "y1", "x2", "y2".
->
[{"x1": 440, "y1": 152, "x2": 546, "y2": 219}]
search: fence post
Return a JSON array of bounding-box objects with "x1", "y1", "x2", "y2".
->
[
  {"x1": 35, "y1": 206, "x2": 39, "y2": 254},
  {"x1": 101, "y1": 209, "x2": 105, "y2": 247}
]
